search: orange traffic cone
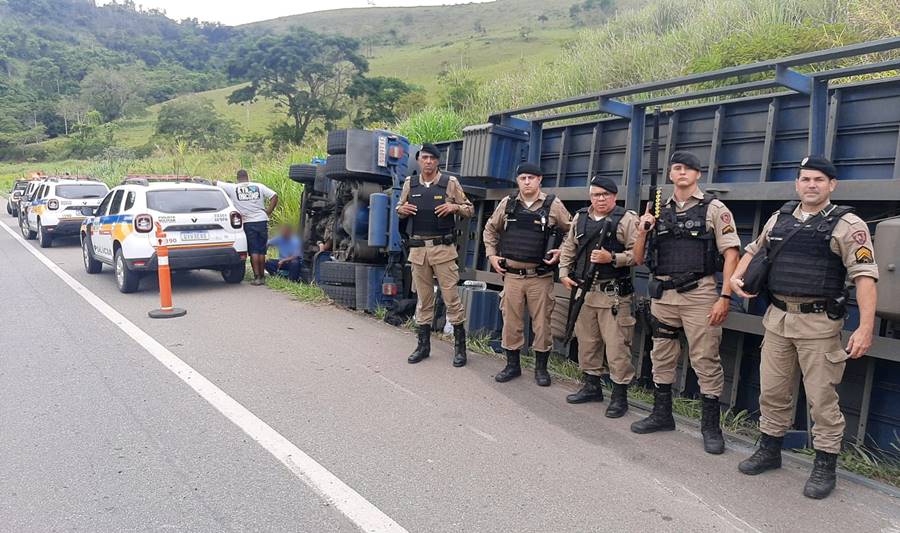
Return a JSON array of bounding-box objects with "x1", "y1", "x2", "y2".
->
[{"x1": 149, "y1": 222, "x2": 187, "y2": 319}]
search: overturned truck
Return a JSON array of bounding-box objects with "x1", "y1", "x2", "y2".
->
[{"x1": 289, "y1": 38, "x2": 900, "y2": 453}]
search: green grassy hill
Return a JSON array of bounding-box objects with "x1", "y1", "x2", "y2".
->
[{"x1": 104, "y1": 0, "x2": 616, "y2": 149}]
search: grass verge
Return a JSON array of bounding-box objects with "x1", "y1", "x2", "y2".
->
[
  {"x1": 795, "y1": 444, "x2": 900, "y2": 487},
  {"x1": 257, "y1": 273, "x2": 330, "y2": 304}
]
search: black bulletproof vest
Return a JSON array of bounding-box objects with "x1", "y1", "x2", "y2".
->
[
  {"x1": 651, "y1": 194, "x2": 719, "y2": 276},
  {"x1": 767, "y1": 201, "x2": 851, "y2": 298},
  {"x1": 498, "y1": 194, "x2": 556, "y2": 263},
  {"x1": 574, "y1": 206, "x2": 628, "y2": 280},
  {"x1": 407, "y1": 173, "x2": 456, "y2": 237}
]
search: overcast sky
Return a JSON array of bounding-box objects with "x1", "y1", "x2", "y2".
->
[{"x1": 96, "y1": 0, "x2": 493, "y2": 26}]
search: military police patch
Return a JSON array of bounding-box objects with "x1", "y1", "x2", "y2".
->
[
  {"x1": 720, "y1": 212, "x2": 732, "y2": 224},
  {"x1": 851, "y1": 230, "x2": 867, "y2": 245},
  {"x1": 722, "y1": 224, "x2": 735, "y2": 235},
  {"x1": 855, "y1": 246, "x2": 874, "y2": 264}
]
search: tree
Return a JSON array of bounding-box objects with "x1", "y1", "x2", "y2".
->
[
  {"x1": 347, "y1": 76, "x2": 414, "y2": 127},
  {"x1": 227, "y1": 30, "x2": 368, "y2": 146},
  {"x1": 56, "y1": 97, "x2": 90, "y2": 135},
  {"x1": 79, "y1": 67, "x2": 146, "y2": 122},
  {"x1": 154, "y1": 97, "x2": 239, "y2": 150},
  {"x1": 66, "y1": 110, "x2": 115, "y2": 158}
]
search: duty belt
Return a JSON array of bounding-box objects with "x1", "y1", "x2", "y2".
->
[
  {"x1": 406, "y1": 234, "x2": 456, "y2": 248},
  {"x1": 659, "y1": 272, "x2": 704, "y2": 293},
  {"x1": 591, "y1": 278, "x2": 634, "y2": 296},
  {"x1": 770, "y1": 295, "x2": 828, "y2": 314},
  {"x1": 504, "y1": 265, "x2": 553, "y2": 277}
]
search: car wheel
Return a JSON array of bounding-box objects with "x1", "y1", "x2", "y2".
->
[
  {"x1": 6, "y1": 202, "x2": 11, "y2": 215},
  {"x1": 38, "y1": 220, "x2": 52, "y2": 248},
  {"x1": 221, "y1": 262, "x2": 246, "y2": 284},
  {"x1": 82, "y1": 237, "x2": 102, "y2": 274},
  {"x1": 114, "y1": 248, "x2": 140, "y2": 293},
  {"x1": 21, "y1": 217, "x2": 36, "y2": 240}
]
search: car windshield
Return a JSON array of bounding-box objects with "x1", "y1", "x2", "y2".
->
[
  {"x1": 146, "y1": 189, "x2": 229, "y2": 214},
  {"x1": 13, "y1": 182, "x2": 29, "y2": 191},
  {"x1": 56, "y1": 184, "x2": 109, "y2": 199}
]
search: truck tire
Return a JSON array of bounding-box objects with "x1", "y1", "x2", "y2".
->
[
  {"x1": 326, "y1": 130, "x2": 347, "y2": 155},
  {"x1": 319, "y1": 260, "x2": 357, "y2": 286},
  {"x1": 322, "y1": 284, "x2": 356, "y2": 308},
  {"x1": 288, "y1": 164, "x2": 318, "y2": 185}
]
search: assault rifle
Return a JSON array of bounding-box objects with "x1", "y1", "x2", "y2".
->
[{"x1": 563, "y1": 216, "x2": 615, "y2": 343}]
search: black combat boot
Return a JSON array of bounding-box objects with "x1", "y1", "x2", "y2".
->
[
  {"x1": 566, "y1": 374, "x2": 604, "y2": 404},
  {"x1": 495, "y1": 349, "x2": 522, "y2": 382},
  {"x1": 407, "y1": 325, "x2": 431, "y2": 364},
  {"x1": 630, "y1": 384, "x2": 676, "y2": 434},
  {"x1": 534, "y1": 351, "x2": 551, "y2": 386},
  {"x1": 605, "y1": 383, "x2": 629, "y2": 418},
  {"x1": 803, "y1": 450, "x2": 838, "y2": 499},
  {"x1": 452, "y1": 324, "x2": 467, "y2": 367},
  {"x1": 738, "y1": 433, "x2": 783, "y2": 475},
  {"x1": 701, "y1": 395, "x2": 725, "y2": 454}
]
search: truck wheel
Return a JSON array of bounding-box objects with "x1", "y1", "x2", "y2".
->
[
  {"x1": 288, "y1": 164, "x2": 318, "y2": 185},
  {"x1": 326, "y1": 130, "x2": 347, "y2": 155},
  {"x1": 38, "y1": 220, "x2": 52, "y2": 248},
  {"x1": 82, "y1": 237, "x2": 102, "y2": 274},
  {"x1": 221, "y1": 263, "x2": 246, "y2": 284},
  {"x1": 114, "y1": 249, "x2": 140, "y2": 293}
]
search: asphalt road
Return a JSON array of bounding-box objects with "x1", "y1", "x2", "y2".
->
[{"x1": 1, "y1": 200, "x2": 898, "y2": 533}]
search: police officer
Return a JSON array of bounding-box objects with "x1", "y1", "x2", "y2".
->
[
  {"x1": 731, "y1": 156, "x2": 878, "y2": 499},
  {"x1": 483, "y1": 163, "x2": 572, "y2": 385},
  {"x1": 397, "y1": 143, "x2": 474, "y2": 367},
  {"x1": 558, "y1": 177, "x2": 639, "y2": 417},
  {"x1": 632, "y1": 151, "x2": 740, "y2": 454}
]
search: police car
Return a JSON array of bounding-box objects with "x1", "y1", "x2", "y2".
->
[
  {"x1": 20, "y1": 177, "x2": 110, "y2": 248},
  {"x1": 80, "y1": 176, "x2": 248, "y2": 293},
  {"x1": 7, "y1": 178, "x2": 35, "y2": 217}
]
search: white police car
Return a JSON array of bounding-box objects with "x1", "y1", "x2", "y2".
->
[
  {"x1": 20, "y1": 177, "x2": 110, "y2": 248},
  {"x1": 80, "y1": 176, "x2": 248, "y2": 293}
]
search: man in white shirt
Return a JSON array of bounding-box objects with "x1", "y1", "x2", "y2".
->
[{"x1": 218, "y1": 169, "x2": 278, "y2": 285}]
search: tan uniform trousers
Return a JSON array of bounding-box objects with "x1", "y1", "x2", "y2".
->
[
  {"x1": 759, "y1": 329, "x2": 848, "y2": 454},
  {"x1": 649, "y1": 281, "x2": 725, "y2": 397},
  {"x1": 411, "y1": 245, "x2": 465, "y2": 327},
  {"x1": 500, "y1": 274, "x2": 555, "y2": 352},
  {"x1": 575, "y1": 292, "x2": 636, "y2": 384}
]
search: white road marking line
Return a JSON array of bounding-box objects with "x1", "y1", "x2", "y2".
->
[
  {"x1": 465, "y1": 425, "x2": 497, "y2": 442},
  {"x1": 0, "y1": 218, "x2": 407, "y2": 533}
]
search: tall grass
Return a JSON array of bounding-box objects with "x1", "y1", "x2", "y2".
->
[
  {"x1": 0, "y1": 141, "x2": 325, "y2": 227},
  {"x1": 393, "y1": 107, "x2": 467, "y2": 144}
]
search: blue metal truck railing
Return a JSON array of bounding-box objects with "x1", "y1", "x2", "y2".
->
[{"x1": 425, "y1": 38, "x2": 900, "y2": 451}]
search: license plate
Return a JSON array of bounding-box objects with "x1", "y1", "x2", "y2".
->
[{"x1": 180, "y1": 231, "x2": 209, "y2": 242}]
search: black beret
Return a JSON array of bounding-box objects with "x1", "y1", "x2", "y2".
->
[
  {"x1": 589, "y1": 176, "x2": 617, "y2": 194},
  {"x1": 515, "y1": 162, "x2": 543, "y2": 177},
  {"x1": 669, "y1": 151, "x2": 702, "y2": 172},
  {"x1": 416, "y1": 143, "x2": 440, "y2": 159},
  {"x1": 799, "y1": 155, "x2": 837, "y2": 179}
]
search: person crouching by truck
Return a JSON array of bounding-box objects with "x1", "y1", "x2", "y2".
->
[
  {"x1": 558, "y1": 176, "x2": 639, "y2": 417},
  {"x1": 265, "y1": 224, "x2": 302, "y2": 282},
  {"x1": 482, "y1": 162, "x2": 572, "y2": 386},
  {"x1": 396, "y1": 143, "x2": 474, "y2": 367}
]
